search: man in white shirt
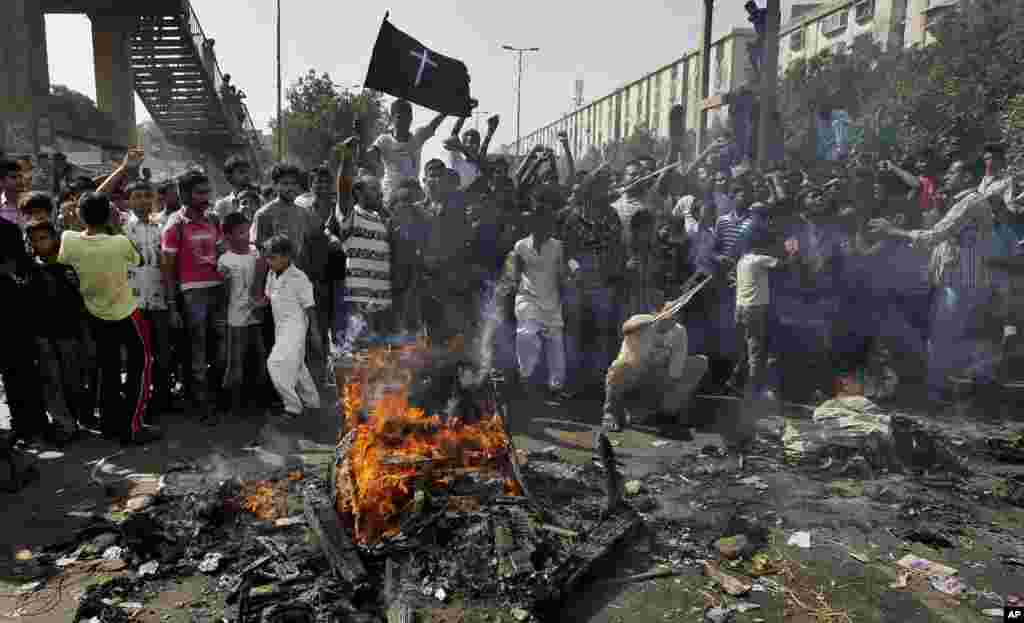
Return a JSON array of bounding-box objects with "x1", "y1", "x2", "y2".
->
[{"x1": 366, "y1": 99, "x2": 446, "y2": 205}]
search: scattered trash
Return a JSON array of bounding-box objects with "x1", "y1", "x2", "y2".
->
[
  {"x1": 848, "y1": 550, "x2": 870, "y2": 563},
  {"x1": 510, "y1": 607, "x2": 529, "y2": 621},
  {"x1": 14, "y1": 548, "x2": 33, "y2": 561},
  {"x1": 102, "y1": 546, "x2": 124, "y2": 560},
  {"x1": 703, "y1": 561, "x2": 752, "y2": 596},
  {"x1": 1009, "y1": 594, "x2": 1024, "y2": 607},
  {"x1": 749, "y1": 553, "x2": 774, "y2": 576},
  {"x1": 273, "y1": 516, "x2": 305, "y2": 528},
  {"x1": 890, "y1": 572, "x2": 909, "y2": 589},
  {"x1": 929, "y1": 575, "x2": 966, "y2": 596},
  {"x1": 828, "y1": 480, "x2": 865, "y2": 498},
  {"x1": 783, "y1": 396, "x2": 891, "y2": 466},
  {"x1": 734, "y1": 602, "x2": 761, "y2": 613},
  {"x1": 198, "y1": 553, "x2": 224, "y2": 574},
  {"x1": 895, "y1": 555, "x2": 957, "y2": 577},
  {"x1": 67, "y1": 510, "x2": 98, "y2": 519},
  {"x1": 982, "y1": 608, "x2": 1005, "y2": 617},
  {"x1": 787, "y1": 531, "x2": 811, "y2": 549},
  {"x1": 17, "y1": 581, "x2": 42, "y2": 594},
  {"x1": 137, "y1": 561, "x2": 159, "y2": 577},
  {"x1": 651, "y1": 440, "x2": 672, "y2": 448},
  {"x1": 434, "y1": 587, "x2": 447, "y2": 602},
  {"x1": 56, "y1": 545, "x2": 85, "y2": 567},
  {"x1": 715, "y1": 535, "x2": 749, "y2": 560},
  {"x1": 624, "y1": 480, "x2": 643, "y2": 496},
  {"x1": 119, "y1": 602, "x2": 144, "y2": 610},
  {"x1": 902, "y1": 527, "x2": 955, "y2": 549},
  {"x1": 125, "y1": 495, "x2": 155, "y2": 512},
  {"x1": 701, "y1": 445, "x2": 726, "y2": 457},
  {"x1": 37, "y1": 451, "x2": 64, "y2": 460},
  {"x1": 737, "y1": 476, "x2": 768, "y2": 490},
  {"x1": 704, "y1": 606, "x2": 736, "y2": 623}
]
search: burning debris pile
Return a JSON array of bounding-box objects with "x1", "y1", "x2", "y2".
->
[
  {"x1": 10, "y1": 338, "x2": 640, "y2": 623},
  {"x1": 333, "y1": 337, "x2": 521, "y2": 545}
]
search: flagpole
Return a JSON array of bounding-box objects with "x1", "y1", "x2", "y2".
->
[{"x1": 276, "y1": 0, "x2": 283, "y2": 161}]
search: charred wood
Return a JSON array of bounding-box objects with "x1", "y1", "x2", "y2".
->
[{"x1": 302, "y1": 485, "x2": 368, "y2": 586}]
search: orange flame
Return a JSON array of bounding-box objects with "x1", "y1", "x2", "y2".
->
[
  {"x1": 336, "y1": 338, "x2": 521, "y2": 544},
  {"x1": 241, "y1": 479, "x2": 288, "y2": 521}
]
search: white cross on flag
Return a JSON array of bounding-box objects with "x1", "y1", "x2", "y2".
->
[{"x1": 364, "y1": 14, "x2": 477, "y2": 117}]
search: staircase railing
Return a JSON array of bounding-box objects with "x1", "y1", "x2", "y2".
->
[{"x1": 180, "y1": 0, "x2": 259, "y2": 146}]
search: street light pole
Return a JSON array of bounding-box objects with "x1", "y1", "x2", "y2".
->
[
  {"x1": 756, "y1": 0, "x2": 781, "y2": 169},
  {"x1": 276, "y1": 0, "x2": 283, "y2": 161},
  {"x1": 502, "y1": 45, "x2": 539, "y2": 158}
]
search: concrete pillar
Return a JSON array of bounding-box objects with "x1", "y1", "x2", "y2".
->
[
  {"x1": 0, "y1": 0, "x2": 51, "y2": 156},
  {"x1": 91, "y1": 14, "x2": 137, "y2": 149}
]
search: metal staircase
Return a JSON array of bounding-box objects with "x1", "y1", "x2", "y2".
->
[{"x1": 129, "y1": 0, "x2": 261, "y2": 161}]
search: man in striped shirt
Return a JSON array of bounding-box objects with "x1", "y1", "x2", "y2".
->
[
  {"x1": 708, "y1": 178, "x2": 756, "y2": 369},
  {"x1": 333, "y1": 174, "x2": 392, "y2": 348},
  {"x1": 869, "y1": 159, "x2": 997, "y2": 402}
]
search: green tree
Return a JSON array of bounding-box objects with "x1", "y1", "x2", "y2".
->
[
  {"x1": 269, "y1": 70, "x2": 387, "y2": 170},
  {"x1": 778, "y1": 0, "x2": 1024, "y2": 165}
]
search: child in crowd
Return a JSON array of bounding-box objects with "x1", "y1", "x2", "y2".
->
[
  {"x1": 20, "y1": 191, "x2": 55, "y2": 224},
  {"x1": 263, "y1": 235, "x2": 322, "y2": 418},
  {"x1": 218, "y1": 212, "x2": 267, "y2": 413},
  {"x1": 732, "y1": 229, "x2": 798, "y2": 399},
  {"x1": 58, "y1": 192, "x2": 161, "y2": 445},
  {"x1": 123, "y1": 180, "x2": 174, "y2": 418},
  {"x1": 26, "y1": 216, "x2": 88, "y2": 441},
  {"x1": 496, "y1": 185, "x2": 572, "y2": 404}
]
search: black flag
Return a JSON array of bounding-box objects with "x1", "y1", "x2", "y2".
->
[{"x1": 364, "y1": 15, "x2": 476, "y2": 117}]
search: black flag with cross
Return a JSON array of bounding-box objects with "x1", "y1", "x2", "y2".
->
[{"x1": 364, "y1": 13, "x2": 477, "y2": 117}]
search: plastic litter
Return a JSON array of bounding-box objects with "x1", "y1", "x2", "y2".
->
[
  {"x1": 198, "y1": 552, "x2": 223, "y2": 573},
  {"x1": 895, "y1": 554, "x2": 957, "y2": 577},
  {"x1": 787, "y1": 531, "x2": 811, "y2": 549},
  {"x1": 137, "y1": 561, "x2": 159, "y2": 577},
  {"x1": 929, "y1": 575, "x2": 966, "y2": 596}
]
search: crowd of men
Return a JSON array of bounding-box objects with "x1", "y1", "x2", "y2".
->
[{"x1": 1, "y1": 96, "x2": 1023, "y2": 450}]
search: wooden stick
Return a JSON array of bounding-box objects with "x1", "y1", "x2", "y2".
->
[
  {"x1": 595, "y1": 567, "x2": 681, "y2": 587},
  {"x1": 302, "y1": 485, "x2": 368, "y2": 586},
  {"x1": 538, "y1": 524, "x2": 579, "y2": 539}
]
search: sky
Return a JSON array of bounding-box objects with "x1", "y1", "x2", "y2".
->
[{"x1": 45, "y1": 0, "x2": 798, "y2": 164}]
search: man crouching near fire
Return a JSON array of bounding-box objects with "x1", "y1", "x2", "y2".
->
[{"x1": 601, "y1": 307, "x2": 709, "y2": 438}]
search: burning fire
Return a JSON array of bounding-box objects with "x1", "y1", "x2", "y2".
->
[
  {"x1": 337, "y1": 338, "x2": 521, "y2": 544},
  {"x1": 241, "y1": 471, "x2": 304, "y2": 521}
]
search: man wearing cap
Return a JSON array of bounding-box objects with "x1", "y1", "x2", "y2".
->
[{"x1": 602, "y1": 308, "x2": 709, "y2": 435}]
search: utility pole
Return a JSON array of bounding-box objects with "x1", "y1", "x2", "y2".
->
[
  {"x1": 276, "y1": 0, "x2": 283, "y2": 161},
  {"x1": 502, "y1": 45, "x2": 539, "y2": 157},
  {"x1": 699, "y1": 0, "x2": 714, "y2": 153},
  {"x1": 756, "y1": 0, "x2": 781, "y2": 169}
]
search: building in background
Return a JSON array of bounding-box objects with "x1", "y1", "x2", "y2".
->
[
  {"x1": 517, "y1": 28, "x2": 757, "y2": 161},
  {"x1": 515, "y1": 0, "x2": 955, "y2": 159}
]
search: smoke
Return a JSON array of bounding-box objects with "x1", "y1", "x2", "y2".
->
[
  {"x1": 477, "y1": 279, "x2": 500, "y2": 377},
  {"x1": 335, "y1": 310, "x2": 370, "y2": 361}
]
